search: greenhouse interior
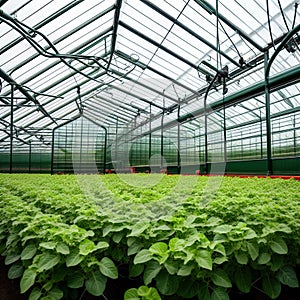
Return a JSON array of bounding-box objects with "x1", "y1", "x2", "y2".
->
[
  {"x1": 0, "y1": 0, "x2": 300, "y2": 176},
  {"x1": 0, "y1": 1, "x2": 300, "y2": 300}
]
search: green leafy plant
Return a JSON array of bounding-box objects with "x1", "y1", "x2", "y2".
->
[{"x1": 0, "y1": 174, "x2": 299, "y2": 299}]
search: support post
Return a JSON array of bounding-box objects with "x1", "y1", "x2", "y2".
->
[
  {"x1": 29, "y1": 140, "x2": 32, "y2": 173},
  {"x1": 161, "y1": 98, "x2": 165, "y2": 171},
  {"x1": 10, "y1": 84, "x2": 14, "y2": 173},
  {"x1": 79, "y1": 117, "x2": 83, "y2": 173},
  {"x1": 223, "y1": 102, "x2": 227, "y2": 164},
  {"x1": 204, "y1": 73, "x2": 219, "y2": 174},
  {"x1": 115, "y1": 116, "x2": 118, "y2": 170},
  {"x1": 177, "y1": 103, "x2": 181, "y2": 174},
  {"x1": 51, "y1": 129, "x2": 55, "y2": 175},
  {"x1": 149, "y1": 104, "x2": 152, "y2": 168},
  {"x1": 264, "y1": 51, "x2": 273, "y2": 175},
  {"x1": 260, "y1": 110, "x2": 263, "y2": 159},
  {"x1": 160, "y1": 114, "x2": 164, "y2": 170},
  {"x1": 293, "y1": 116, "x2": 296, "y2": 155},
  {"x1": 103, "y1": 127, "x2": 107, "y2": 174}
]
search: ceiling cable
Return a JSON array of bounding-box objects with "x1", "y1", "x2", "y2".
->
[
  {"x1": 216, "y1": 0, "x2": 222, "y2": 70},
  {"x1": 292, "y1": 1, "x2": 298, "y2": 28},
  {"x1": 266, "y1": 0, "x2": 276, "y2": 50},
  {"x1": 277, "y1": 0, "x2": 290, "y2": 31},
  {"x1": 277, "y1": 0, "x2": 300, "y2": 52},
  {"x1": 218, "y1": 21, "x2": 243, "y2": 63}
]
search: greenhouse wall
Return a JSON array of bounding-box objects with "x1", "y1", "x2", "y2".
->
[
  {"x1": 0, "y1": 149, "x2": 51, "y2": 173},
  {"x1": 52, "y1": 117, "x2": 108, "y2": 174}
]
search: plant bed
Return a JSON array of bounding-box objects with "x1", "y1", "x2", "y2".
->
[{"x1": 0, "y1": 174, "x2": 299, "y2": 299}]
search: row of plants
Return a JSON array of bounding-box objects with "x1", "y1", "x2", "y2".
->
[{"x1": 0, "y1": 174, "x2": 299, "y2": 300}]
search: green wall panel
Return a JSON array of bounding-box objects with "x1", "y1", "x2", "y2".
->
[{"x1": 272, "y1": 157, "x2": 300, "y2": 175}]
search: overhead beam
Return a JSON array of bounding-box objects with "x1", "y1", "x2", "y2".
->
[
  {"x1": 0, "y1": 0, "x2": 85, "y2": 55},
  {"x1": 84, "y1": 100, "x2": 134, "y2": 120},
  {"x1": 110, "y1": 69, "x2": 179, "y2": 103},
  {"x1": 119, "y1": 21, "x2": 215, "y2": 73},
  {"x1": 138, "y1": 64, "x2": 300, "y2": 136},
  {"x1": 0, "y1": 67, "x2": 56, "y2": 123},
  {"x1": 83, "y1": 104, "x2": 130, "y2": 123},
  {"x1": 108, "y1": 83, "x2": 165, "y2": 110},
  {"x1": 106, "y1": 0, "x2": 122, "y2": 70},
  {"x1": 180, "y1": 64, "x2": 300, "y2": 123},
  {"x1": 141, "y1": 0, "x2": 240, "y2": 67},
  {"x1": 9, "y1": 8, "x2": 114, "y2": 75},
  {"x1": 115, "y1": 50, "x2": 200, "y2": 96},
  {"x1": 93, "y1": 94, "x2": 139, "y2": 115},
  {"x1": 194, "y1": 0, "x2": 264, "y2": 52}
]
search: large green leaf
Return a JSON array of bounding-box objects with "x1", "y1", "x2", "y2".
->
[
  {"x1": 124, "y1": 288, "x2": 139, "y2": 300},
  {"x1": 127, "y1": 222, "x2": 149, "y2": 237},
  {"x1": 234, "y1": 268, "x2": 252, "y2": 293},
  {"x1": 128, "y1": 240, "x2": 144, "y2": 256},
  {"x1": 262, "y1": 274, "x2": 281, "y2": 299},
  {"x1": 195, "y1": 250, "x2": 212, "y2": 270},
  {"x1": 270, "y1": 237, "x2": 288, "y2": 255},
  {"x1": 270, "y1": 255, "x2": 284, "y2": 271},
  {"x1": 96, "y1": 241, "x2": 109, "y2": 250},
  {"x1": 66, "y1": 250, "x2": 84, "y2": 267},
  {"x1": 112, "y1": 231, "x2": 124, "y2": 243},
  {"x1": 234, "y1": 251, "x2": 248, "y2": 265},
  {"x1": 99, "y1": 257, "x2": 118, "y2": 279},
  {"x1": 257, "y1": 252, "x2": 271, "y2": 265},
  {"x1": 79, "y1": 239, "x2": 96, "y2": 256},
  {"x1": 277, "y1": 266, "x2": 299, "y2": 288},
  {"x1": 143, "y1": 261, "x2": 162, "y2": 285},
  {"x1": 211, "y1": 287, "x2": 229, "y2": 300},
  {"x1": 164, "y1": 260, "x2": 178, "y2": 275},
  {"x1": 56, "y1": 242, "x2": 70, "y2": 255},
  {"x1": 149, "y1": 242, "x2": 169, "y2": 264},
  {"x1": 85, "y1": 270, "x2": 107, "y2": 296},
  {"x1": 213, "y1": 243, "x2": 226, "y2": 256},
  {"x1": 67, "y1": 270, "x2": 85, "y2": 288},
  {"x1": 47, "y1": 287, "x2": 63, "y2": 300},
  {"x1": 137, "y1": 286, "x2": 161, "y2": 300},
  {"x1": 211, "y1": 269, "x2": 232, "y2": 288},
  {"x1": 198, "y1": 284, "x2": 211, "y2": 300},
  {"x1": 149, "y1": 242, "x2": 168, "y2": 255},
  {"x1": 134, "y1": 249, "x2": 152, "y2": 264},
  {"x1": 177, "y1": 264, "x2": 193, "y2": 276},
  {"x1": 246, "y1": 242, "x2": 259, "y2": 261},
  {"x1": 177, "y1": 278, "x2": 199, "y2": 298},
  {"x1": 37, "y1": 252, "x2": 60, "y2": 271},
  {"x1": 21, "y1": 244, "x2": 37, "y2": 260},
  {"x1": 52, "y1": 265, "x2": 67, "y2": 282},
  {"x1": 5, "y1": 253, "x2": 21, "y2": 265},
  {"x1": 29, "y1": 287, "x2": 42, "y2": 300},
  {"x1": 213, "y1": 225, "x2": 233, "y2": 234},
  {"x1": 129, "y1": 263, "x2": 144, "y2": 278},
  {"x1": 39, "y1": 241, "x2": 57, "y2": 250},
  {"x1": 20, "y1": 269, "x2": 37, "y2": 293},
  {"x1": 8, "y1": 262, "x2": 24, "y2": 279},
  {"x1": 156, "y1": 270, "x2": 179, "y2": 295},
  {"x1": 243, "y1": 228, "x2": 257, "y2": 239}
]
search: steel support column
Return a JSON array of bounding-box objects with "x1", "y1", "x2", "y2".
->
[
  {"x1": 204, "y1": 73, "x2": 219, "y2": 174},
  {"x1": 149, "y1": 104, "x2": 152, "y2": 165},
  {"x1": 177, "y1": 103, "x2": 181, "y2": 174},
  {"x1": 29, "y1": 141, "x2": 32, "y2": 173},
  {"x1": 264, "y1": 51, "x2": 272, "y2": 175},
  {"x1": 260, "y1": 110, "x2": 263, "y2": 159},
  {"x1": 160, "y1": 105, "x2": 164, "y2": 171},
  {"x1": 223, "y1": 102, "x2": 227, "y2": 164},
  {"x1": 9, "y1": 84, "x2": 14, "y2": 173}
]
